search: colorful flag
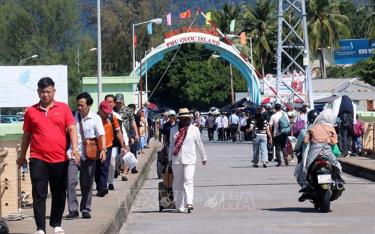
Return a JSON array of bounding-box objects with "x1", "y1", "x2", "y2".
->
[
  {"x1": 240, "y1": 32, "x2": 247, "y2": 45},
  {"x1": 179, "y1": 9, "x2": 191, "y2": 19},
  {"x1": 147, "y1": 22, "x2": 153, "y2": 35},
  {"x1": 166, "y1": 12, "x2": 172, "y2": 26},
  {"x1": 230, "y1": 19, "x2": 236, "y2": 32},
  {"x1": 134, "y1": 33, "x2": 137, "y2": 48},
  {"x1": 206, "y1": 12, "x2": 211, "y2": 25}
]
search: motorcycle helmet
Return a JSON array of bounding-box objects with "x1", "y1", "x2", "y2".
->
[{"x1": 307, "y1": 109, "x2": 319, "y2": 124}]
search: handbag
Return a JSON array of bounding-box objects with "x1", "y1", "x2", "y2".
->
[
  {"x1": 332, "y1": 144, "x2": 341, "y2": 158},
  {"x1": 78, "y1": 113, "x2": 98, "y2": 160}
]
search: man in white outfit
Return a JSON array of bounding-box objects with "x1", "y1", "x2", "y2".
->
[{"x1": 169, "y1": 108, "x2": 207, "y2": 213}]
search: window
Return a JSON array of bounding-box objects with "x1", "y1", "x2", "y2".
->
[{"x1": 367, "y1": 100, "x2": 374, "y2": 111}]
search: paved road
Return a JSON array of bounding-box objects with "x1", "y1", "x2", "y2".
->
[{"x1": 120, "y1": 135, "x2": 375, "y2": 234}]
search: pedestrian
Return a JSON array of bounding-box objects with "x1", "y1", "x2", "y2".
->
[
  {"x1": 269, "y1": 103, "x2": 291, "y2": 166},
  {"x1": 105, "y1": 94, "x2": 129, "y2": 188},
  {"x1": 336, "y1": 95, "x2": 355, "y2": 157},
  {"x1": 66, "y1": 92, "x2": 106, "y2": 220},
  {"x1": 229, "y1": 110, "x2": 240, "y2": 142},
  {"x1": 96, "y1": 101, "x2": 126, "y2": 197},
  {"x1": 205, "y1": 113, "x2": 215, "y2": 141},
  {"x1": 168, "y1": 108, "x2": 207, "y2": 213},
  {"x1": 161, "y1": 110, "x2": 177, "y2": 148},
  {"x1": 113, "y1": 93, "x2": 139, "y2": 174},
  {"x1": 222, "y1": 112, "x2": 229, "y2": 141},
  {"x1": 239, "y1": 112, "x2": 248, "y2": 142},
  {"x1": 247, "y1": 112, "x2": 272, "y2": 168},
  {"x1": 352, "y1": 114, "x2": 364, "y2": 156},
  {"x1": 215, "y1": 112, "x2": 223, "y2": 141},
  {"x1": 137, "y1": 109, "x2": 148, "y2": 154},
  {"x1": 17, "y1": 77, "x2": 78, "y2": 234}
]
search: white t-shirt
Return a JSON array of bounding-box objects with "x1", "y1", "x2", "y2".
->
[
  {"x1": 269, "y1": 111, "x2": 289, "y2": 137},
  {"x1": 215, "y1": 116, "x2": 223, "y2": 128},
  {"x1": 222, "y1": 116, "x2": 229, "y2": 128}
]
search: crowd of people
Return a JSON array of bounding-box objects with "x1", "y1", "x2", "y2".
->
[
  {"x1": 17, "y1": 77, "x2": 156, "y2": 234},
  {"x1": 17, "y1": 76, "x2": 365, "y2": 233}
]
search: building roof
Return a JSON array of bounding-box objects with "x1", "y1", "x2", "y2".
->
[{"x1": 312, "y1": 78, "x2": 375, "y2": 94}]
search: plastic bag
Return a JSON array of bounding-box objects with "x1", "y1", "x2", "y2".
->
[{"x1": 122, "y1": 152, "x2": 138, "y2": 170}]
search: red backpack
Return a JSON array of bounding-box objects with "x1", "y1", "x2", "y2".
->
[{"x1": 353, "y1": 121, "x2": 364, "y2": 137}]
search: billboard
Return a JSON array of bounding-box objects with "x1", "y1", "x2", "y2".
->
[
  {"x1": 334, "y1": 39, "x2": 375, "y2": 64},
  {"x1": 0, "y1": 65, "x2": 68, "y2": 107}
]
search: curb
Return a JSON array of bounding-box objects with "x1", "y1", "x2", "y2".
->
[
  {"x1": 339, "y1": 159, "x2": 375, "y2": 182},
  {"x1": 101, "y1": 143, "x2": 158, "y2": 234}
]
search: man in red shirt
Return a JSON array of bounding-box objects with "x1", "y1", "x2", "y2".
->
[{"x1": 17, "y1": 77, "x2": 79, "y2": 234}]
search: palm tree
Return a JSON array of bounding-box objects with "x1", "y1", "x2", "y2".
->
[
  {"x1": 307, "y1": 0, "x2": 350, "y2": 79},
  {"x1": 212, "y1": 3, "x2": 241, "y2": 34},
  {"x1": 240, "y1": 0, "x2": 277, "y2": 77},
  {"x1": 357, "y1": 0, "x2": 375, "y2": 38}
]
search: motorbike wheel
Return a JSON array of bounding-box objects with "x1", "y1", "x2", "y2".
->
[{"x1": 319, "y1": 189, "x2": 331, "y2": 213}]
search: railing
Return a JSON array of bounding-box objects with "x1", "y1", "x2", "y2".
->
[{"x1": 363, "y1": 122, "x2": 375, "y2": 154}]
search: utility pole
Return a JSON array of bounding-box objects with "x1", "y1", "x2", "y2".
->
[{"x1": 276, "y1": 0, "x2": 313, "y2": 108}]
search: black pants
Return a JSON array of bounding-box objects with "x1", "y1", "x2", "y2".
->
[
  {"x1": 231, "y1": 124, "x2": 239, "y2": 142},
  {"x1": 274, "y1": 134, "x2": 288, "y2": 165},
  {"x1": 29, "y1": 158, "x2": 68, "y2": 232},
  {"x1": 339, "y1": 127, "x2": 352, "y2": 156},
  {"x1": 207, "y1": 128, "x2": 214, "y2": 141},
  {"x1": 95, "y1": 147, "x2": 112, "y2": 192}
]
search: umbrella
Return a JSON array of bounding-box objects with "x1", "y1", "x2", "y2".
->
[
  {"x1": 261, "y1": 97, "x2": 275, "y2": 104},
  {"x1": 147, "y1": 102, "x2": 158, "y2": 110}
]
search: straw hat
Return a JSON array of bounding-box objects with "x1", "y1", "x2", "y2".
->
[{"x1": 177, "y1": 108, "x2": 192, "y2": 118}]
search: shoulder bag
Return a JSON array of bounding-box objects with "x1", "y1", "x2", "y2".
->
[{"x1": 78, "y1": 113, "x2": 98, "y2": 160}]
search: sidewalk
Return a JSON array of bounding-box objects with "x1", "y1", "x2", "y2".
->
[
  {"x1": 8, "y1": 140, "x2": 160, "y2": 234},
  {"x1": 339, "y1": 155, "x2": 375, "y2": 182}
]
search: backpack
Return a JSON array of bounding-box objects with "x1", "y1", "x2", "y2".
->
[
  {"x1": 353, "y1": 121, "x2": 364, "y2": 137},
  {"x1": 340, "y1": 112, "x2": 354, "y2": 134},
  {"x1": 292, "y1": 116, "x2": 305, "y2": 137},
  {"x1": 278, "y1": 113, "x2": 291, "y2": 135}
]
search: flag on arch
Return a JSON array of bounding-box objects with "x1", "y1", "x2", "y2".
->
[
  {"x1": 230, "y1": 19, "x2": 236, "y2": 32},
  {"x1": 205, "y1": 12, "x2": 212, "y2": 24},
  {"x1": 147, "y1": 22, "x2": 153, "y2": 35},
  {"x1": 179, "y1": 9, "x2": 191, "y2": 19},
  {"x1": 166, "y1": 12, "x2": 172, "y2": 25}
]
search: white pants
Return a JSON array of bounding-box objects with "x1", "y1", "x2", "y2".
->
[
  {"x1": 108, "y1": 147, "x2": 120, "y2": 185},
  {"x1": 172, "y1": 163, "x2": 196, "y2": 210}
]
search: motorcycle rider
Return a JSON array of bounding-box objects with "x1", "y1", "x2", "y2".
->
[{"x1": 295, "y1": 109, "x2": 344, "y2": 202}]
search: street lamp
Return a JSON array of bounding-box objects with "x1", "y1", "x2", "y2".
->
[
  {"x1": 132, "y1": 17, "x2": 162, "y2": 108},
  {"x1": 226, "y1": 34, "x2": 254, "y2": 67},
  {"x1": 210, "y1": 54, "x2": 235, "y2": 104},
  {"x1": 75, "y1": 47, "x2": 97, "y2": 74},
  {"x1": 18, "y1": 54, "x2": 38, "y2": 65}
]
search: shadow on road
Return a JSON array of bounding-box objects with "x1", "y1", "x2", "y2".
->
[
  {"x1": 262, "y1": 207, "x2": 319, "y2": 213},
  {"x1": 131, "y1": 210, "x2": 179, "y2": 214}
]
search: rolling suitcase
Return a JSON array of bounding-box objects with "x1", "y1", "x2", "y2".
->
[{"x1": 158, "y1": 165, "x2": 175, "y2": 211}]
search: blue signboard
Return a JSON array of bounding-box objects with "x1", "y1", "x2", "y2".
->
[{"x1": 334, "y1": 39, "x2": 375, "y2": 64}]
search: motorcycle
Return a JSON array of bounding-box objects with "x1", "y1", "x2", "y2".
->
[{"x1": 302, "y1": 154, "x2": 345, "y2": 213}]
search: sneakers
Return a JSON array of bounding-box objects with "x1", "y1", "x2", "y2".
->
[
  {"x1": 65, "y1": 211, "x2": 79, "y2": 219},
  {"x1": 53, "y1": 227, "x2": 64, "y2": 234},
  {"x1": 96, "y1": 189, "x2": 108, "y2": 197},
  {"x1": 35, "y1": 230, "x2": 45, "y2": 234},
  {"x1": 82, "y1": 212, "x2": 91, "y2": 219},
  {"x1": 108, "y1": 184, "x2": 114, "y2": 190}
]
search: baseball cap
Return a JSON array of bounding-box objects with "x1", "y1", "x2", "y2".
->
[
  {"x1": 99, "y1": 100, "x2": 113, "y2": 114},
  {"x1": 168, "y1": 110, "x2": 176, "y2": 116},
  {"x1": 115, "y1": 93, "x2": 124, "y2": 102}
]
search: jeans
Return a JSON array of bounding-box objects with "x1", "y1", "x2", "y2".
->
[
  {"x1": 95, "y1": 147, "x2": 112, "y2": 192},
  {"x1": 352, "y1": 136, "x2": 363, "y2": 154},
  {"x1": 29, "y1": 158, "x2": 68, "y2": 232},
  {"x1": 252, "y1": 133, "x2": 268, "y2": 164}
]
